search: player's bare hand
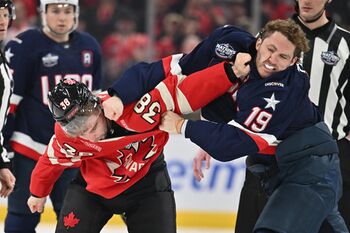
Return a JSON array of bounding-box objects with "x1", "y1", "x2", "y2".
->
[
  {"x1": 233, "y1": 52, "x2": 251, "y2": 80},
  {"x1": 102, "y1": 96, "x2": 124, "y2": 121},
  {"x1": 27, "y1": 195, "x2": 47, "y2": 213},
  {"x1": 193, "y1": 149, "x2": 211, "y2": 182},
  {"x1": 159, "y1": 111, "x2": 184, "y2": 134},
  {"x1": 0, "y1": 168, "x2": 15, "y2": 198}
]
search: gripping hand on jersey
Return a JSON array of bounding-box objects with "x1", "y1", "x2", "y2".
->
[
  {"x1": 27, "y1": 195, "x2": 47, "y2": 213},
  {"x1": 159, "y1": 111, "x2": 185, "y2": 134}
]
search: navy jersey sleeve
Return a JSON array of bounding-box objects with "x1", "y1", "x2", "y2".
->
[
  {"x1": 108, "y1": 59, "x2": 166, "y2": 105},
  {"x1": 179, "y1": 25, "x2": 256, "y2": 75},
  {"x1": 184, "y1": 65, "x2": 320, "y2": 162},
  {"x1": 4, "y1": 31, "x2": 36, "y2": 102},
  {"x1": 3, "y1": 31, "x2": 36, "y2": 149}
]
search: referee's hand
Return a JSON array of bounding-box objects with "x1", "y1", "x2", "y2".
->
[{"x1": 0, "y1": 168, "x2": 15, "y2": 197}]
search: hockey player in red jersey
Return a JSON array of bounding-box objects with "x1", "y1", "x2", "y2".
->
[{"x1": 27, "y1": 60, "x2": 242, "y2": 233}]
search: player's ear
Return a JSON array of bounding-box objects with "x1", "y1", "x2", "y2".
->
[
  {"x1": 290, "y1": 56, "x2": 298, "y2": 66},
  {"x1": 255, "y1": 38, "x2": 262, "y2": 50}
]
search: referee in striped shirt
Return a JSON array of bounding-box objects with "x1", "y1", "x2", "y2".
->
[
  {"x1": 293, "y1": 0, "x2": 350, "y2": 232},
  {"x1": 235, "y1": 0, "x2": 350, "y2": 232},
  {"x1": 0, "y1": 0, "x2": 15, "y2": 198}
]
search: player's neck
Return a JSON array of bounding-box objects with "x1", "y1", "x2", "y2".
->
[
  {"x1": 298, "y1": 12, "x2": 329, "y2": 30},
  {"x1": 43, "y1": 27, "x2": 70, "y2": 43}
]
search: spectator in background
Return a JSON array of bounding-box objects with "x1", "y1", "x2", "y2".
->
[
  {"x1": 180, "y1": 34, "x2": 201, "y2": 54},
  {"x1": 83, "y1": 0, "x2": 133, "y2": 42},
  {"x1": 182, "y1": 0, "x2": 226, "y2": 36},
  {"x1": 157, "y1": 13, "x2": 183, "y2": 58},
  {"x1": 101, "y1": 12, "x2": 141, "y2": 88},
  {"x1": 3, "y1": 0, "x2": 103, "y2": 232},
  {"x1": 222, "y1": 0, "x2": 252, "y2": 32}
]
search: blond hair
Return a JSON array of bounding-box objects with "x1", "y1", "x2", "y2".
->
[{"x1": 259, "y1": 19, "x2": 309, "y2": 58}]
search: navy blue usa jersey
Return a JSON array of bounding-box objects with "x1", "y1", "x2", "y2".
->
[
  {"x1": 4, "y1": 29, "x2": 102, "y2": 161},
  {"x1": 110, "y1": 25, "x2": 321, "y2": 165}
]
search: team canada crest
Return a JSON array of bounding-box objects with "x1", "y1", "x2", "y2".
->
[
  {"x1": 42, "y1": 53, "x2": 59, "y2": 67},
  {"x1": 321, "y1": 51, "x2": 340, "y2": 66},
  {"x1": 105, "y1": 136, "x2": 158, "y2": 183},
  {"x1": 81, "y1": 50, "x2": 93, "y2": 67},
  {"x1": 215, "y1": 43, "x2": 236, "y2": 59}
]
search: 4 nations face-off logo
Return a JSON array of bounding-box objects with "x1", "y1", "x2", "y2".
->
[
  {"x1": 215, "y1": 43, "x2": 236, "y2": 59},
  {"x1": 321, "y1": 51, "x2": 340, "y2": 66}
]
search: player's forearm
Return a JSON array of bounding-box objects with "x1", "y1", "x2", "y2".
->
[
  {"x1": 167, "y1": 62, "x2": 242, "y2": 115},
  {"x1": 29, "y1": 156, "x2": 66, "y2": 197},
  {"x1": 183, "y1": 119, "x2": 259, "y2": 161}
]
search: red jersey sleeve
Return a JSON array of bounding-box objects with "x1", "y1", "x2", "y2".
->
[{"x1": 116, "y1": 62, "x2": 234, "y2": 132}]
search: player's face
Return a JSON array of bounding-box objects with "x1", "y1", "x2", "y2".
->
[
  {"x1": 255, "y1": 32, "x2": 298, "y2": 78},
  {"x1": 297, "y1": 0, "x2": 328, "y2": 22},
  {"x1": 79, "y1": 112, "x2": 108, "y2": 142},
  {"x1": 0, "y1": 8, "x2": 10, "y2": 41},
  {"x1": 44, "y1": 4, "x2": 75, "y2": 36}
]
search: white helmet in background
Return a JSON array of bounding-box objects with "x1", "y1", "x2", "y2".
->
[{"x1": 40, "y1": 0, "x2": 79, "y2": 32}]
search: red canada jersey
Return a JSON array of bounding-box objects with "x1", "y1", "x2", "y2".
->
[{"x1": 30, "y1": 61, "x2": 236, "y2": 199}]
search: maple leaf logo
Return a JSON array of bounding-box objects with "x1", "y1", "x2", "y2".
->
[{"x1": 64, "y1": 211, "x2": 80, "y2": 229}]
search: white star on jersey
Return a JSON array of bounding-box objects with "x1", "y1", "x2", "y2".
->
[
  {"x1": 264, "y1": 93, "x2": 280, "y2": 111},
  {"x1": 5, "y1": 48, "x2": 14, "y2": 63}
]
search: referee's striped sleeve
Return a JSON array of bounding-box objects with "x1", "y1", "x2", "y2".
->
[{"x1": 0, "y1": 55, "x2": 13, "y2": 168}]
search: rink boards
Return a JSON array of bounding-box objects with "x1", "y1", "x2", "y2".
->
[{"x1": 0, "y1": 135, "x2": 246, "y2": 228}]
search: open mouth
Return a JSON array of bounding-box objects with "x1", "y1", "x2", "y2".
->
[{"x1": 264, "y1": 63, "x2": 275, "y2": 71}]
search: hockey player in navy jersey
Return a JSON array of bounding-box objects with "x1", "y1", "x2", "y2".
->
[
  {"x1": 3, "y1": 0, "x2": 102, "y2": 232},
  {"x1": 159, "y1": 20, "x2": 347, "y2": 233},
  {"x1": 102, "y1": 19, "x2": 347, "y2": 233},
  {"x1": 235, "y1": 1, "x2": 350, "y2": 233}
]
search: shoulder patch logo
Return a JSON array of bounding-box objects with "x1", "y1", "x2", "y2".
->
[
  {"x1": 321, "y1": 51, "x2": 340, "y2": 66},
  {"x1": 215, "y1": 43, "x2": 236, "y2": 59},
  {"x1": 42, "y1": 53, "x2": 59, "y2": 67},
  {"x1": 81, "y1": 50, "x2": 93, "y2": 67}
]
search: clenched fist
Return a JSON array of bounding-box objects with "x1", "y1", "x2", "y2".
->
[
  {"x1": 27, "y1": 195, "x2": 47, "y2": 213},
  {"x1": 233, "y1": 52, "x2": 252, "y2": 79}
]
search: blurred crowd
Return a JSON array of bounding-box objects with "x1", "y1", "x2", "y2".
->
[{"x1": 8, "y1": 0, "x2": 350, "y2": 88}]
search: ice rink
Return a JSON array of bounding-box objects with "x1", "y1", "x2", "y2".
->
[{"x1": 0, "y1": 223, "x2": 234, "y2": 233}]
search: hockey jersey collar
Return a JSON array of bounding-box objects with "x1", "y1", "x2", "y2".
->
[{"x1": 292, "y1": 14, "x2": 336, "y2": 42}]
